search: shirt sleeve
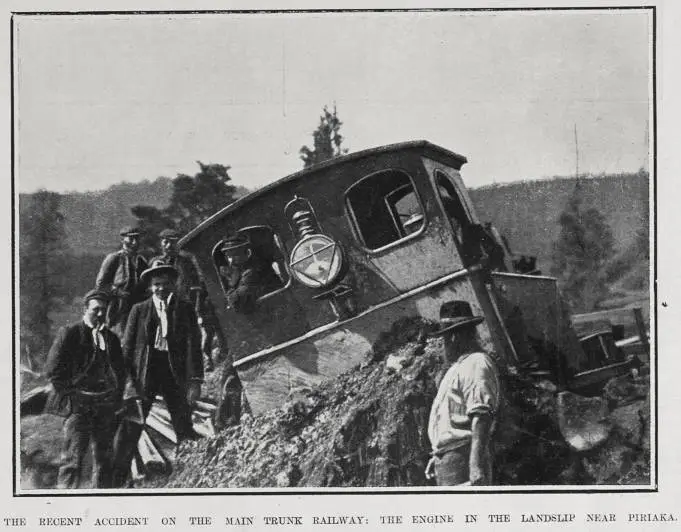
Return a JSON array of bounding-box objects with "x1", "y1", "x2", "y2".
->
[{"x1": 461, "y1": 354, "x2": 499, "y2": 417}]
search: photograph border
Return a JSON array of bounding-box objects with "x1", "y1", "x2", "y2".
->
[{"x1": 11, "y1": 5, "x2": 658, "y2": 497}]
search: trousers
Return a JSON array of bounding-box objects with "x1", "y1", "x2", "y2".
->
[
  {"x1": 111, "y1": 349, "x2": 193, "y2": 487},
  {"x1": 57, "y1": 404, "x2": 117, "y2": 489},
  {"x1": 433, "y1": 444, "x2": 470, "y2": 486},
  {"x1": 433, "y1": 440, "x2": 494, "y2": 486}
]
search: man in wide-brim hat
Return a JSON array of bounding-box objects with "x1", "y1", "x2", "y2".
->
[
  {"x1": 95, "y1": 226, "x2": 149, "y2": 336},
  {"x1": 112, "y1": 260, "x2": 203, "y2": 486},
  {"x1": 425, "y1": 300, "x2": 501, "y2": 486}
]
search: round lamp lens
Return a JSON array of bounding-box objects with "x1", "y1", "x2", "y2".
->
[{"x1": 290, "y1": 235, "x2": 344, "y2": 288}]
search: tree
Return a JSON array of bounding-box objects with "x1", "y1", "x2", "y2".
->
[
  {"x1": 132, "y1": 161, "x2": 238, "y2": 246},
  {"x1": 300, "y1": 104, "x2": 348, "y2": 168},
  {"x1": 19, "y1": 191, "x2": 69, "y2": 366},
  {"x1": 551, "y1": 181, "x2": 616, "y2": 312}
]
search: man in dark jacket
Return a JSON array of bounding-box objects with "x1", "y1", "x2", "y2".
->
[
  {"x1": 112, "y1": 261, "x2": 203, "y2": 487},
  {"x1": 95, "y1": 226, "x2": 149, "y2": 336},
  {"x1": 44, "y1": 290, "x2": 126, "y2": 489}
]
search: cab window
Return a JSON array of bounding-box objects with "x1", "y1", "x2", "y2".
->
[
  {"x1": 211, "y1": 226, "x2": 289, "y2": 304},
  {"x1": 435, "y1": 170, "x2": 471, "y2": 246},
  {"x1": 346, "y1": 170, "x2": 425, "y2": 250}
]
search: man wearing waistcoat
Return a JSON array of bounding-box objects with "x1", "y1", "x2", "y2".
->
[
  {"x1": 44, "y1": 290, "x2": 126, "y2": 489},
  {"x1": 95, "y1": 226, "x2": 149, "y2": 336},
  {"x1": 112, "y1": 261, "x2": 203, "y2": 487}
]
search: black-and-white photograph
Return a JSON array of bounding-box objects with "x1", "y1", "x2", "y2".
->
[{"x1": 14, "y1": 7, "x2": 653, "y2": 493}]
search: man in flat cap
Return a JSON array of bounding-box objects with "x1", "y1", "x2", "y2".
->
[
  {"x1": 95, "y1": 226, "x2": 149, "y2": 337},
  {"x1": 150, "y1": 229, "x2": 202, "y2": 303},
  {"x1": 425, "y1": 301, "x2": 501, "y2": 486},
  {"x1": 216, "y1": 233, "x2": 283, "y2": 314},
  {"x1": 112, "y1": 261, "x2": 203, "y2": 487},
  {"x1": 44, "y1": 289, "x2": 126, "y2": 489},
  {"x1": 151, "y1": 228, "x2": 220, "y2": 370}
]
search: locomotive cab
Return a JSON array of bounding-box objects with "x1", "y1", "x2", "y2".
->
[{"x1": 180, "y1": 141, "x2": 587, "y2": 414}]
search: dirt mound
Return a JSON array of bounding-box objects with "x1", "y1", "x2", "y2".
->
[
  {"x1": 142, "y1": 332, "x2": 650, "y2": 488},
  {"x1": 149, "y1": 327, "x2": 440, "y2": 488},
  {"x1": 20, "y1": 414, "x2": 65, "y2": 489}
]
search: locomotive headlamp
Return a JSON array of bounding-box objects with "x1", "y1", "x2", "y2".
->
[
  {"x1": 285, "y1": 196, "x2": 346, "y2": 289},
  {"x1": 290, "y1": 234, "x2": 344, "y2": 288}
]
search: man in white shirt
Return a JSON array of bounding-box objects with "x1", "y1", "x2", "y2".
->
[{"x1": 426, "y1": 300, "x2": 501, "y2": 486}]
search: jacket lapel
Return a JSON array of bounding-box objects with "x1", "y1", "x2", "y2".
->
[
  {"x1": 167, "y1": 296, "x2": 177, "y2": 343},
  {"x1": 77, "y1": 322, "x2": 94, "y2": 369},
  {"x1": 143, "y1": 298, "x2": 157, "y2": 342}
]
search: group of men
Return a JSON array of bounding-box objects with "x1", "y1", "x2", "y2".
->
[
  {"x1": 44, "y1": 226, "x2": 235, "y2": 489},
  {"x1": 43, "y1": 224, "x2": 502, "y2": 488}
]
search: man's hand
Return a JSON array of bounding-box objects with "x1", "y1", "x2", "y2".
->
[
  {"x1": 186, "y1": 382, "x2": 201, "y2": 406},
  {"x1": 425, "y1": 457, "x2": 436, "y2": 481},
  {"x1": 469, "y1": 465, "x2": 487, "y2": 486}
]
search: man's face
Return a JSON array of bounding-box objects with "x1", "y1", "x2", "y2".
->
[
  {"x1": 161, "y1": 238, "x2": 178, "y2": 256},
  {"x1": 149, "y1": 274, "x2": 175, "y2": 301},
  {"x1": 443, "y1": 330, "x2": 457, "y2": 356},
  {"x1": 443, "y1": 327, "x2": 471, "y2": 361},
  {"x1": 84, "y1": 298, "x2": 108, "y2": 327},
  {"x1": 122, "y1": 234, "x2": 139, "y2": 252},
  {"x1": 224, "y1": 248, "x2": 250, "y2": 269}
]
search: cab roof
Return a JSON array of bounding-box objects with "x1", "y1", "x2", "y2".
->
[{"x1": 180, "y1": 140, "x2": 467, "y2": 246}]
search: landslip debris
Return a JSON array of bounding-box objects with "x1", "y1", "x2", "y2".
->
[
  {"x1": 142, "y1": 323, "x2": 650, "y2": 489},
  {"x1": 20, "y1": 318, "x2": 650, "y2": 489}
]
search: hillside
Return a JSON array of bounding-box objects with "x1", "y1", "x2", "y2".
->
[
  {"x1": 468, "y1": 172, "x2": 649, "y2": 272},
  {"x1": 18, "y1": 179, "x2": 251, "y2": 256},
  {"x1": 19, "y1": 172, "x2": 648, "y2": 265}
]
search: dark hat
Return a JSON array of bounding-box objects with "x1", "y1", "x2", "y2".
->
[
  {"x1": 429, "y1": 300, "x2": 484, "y2": 336},
  {"x1": 83, "y1": 289, "x2": 111, "y2": 304},
  {"x1": 140, "y1": 259, "x2": 179, "y2": 284},
  {"x1": 219, "y1": 233, "x2": 251, "y2": 255},
  {"x1": 120, "y1": 226, "x2": 142, "y2": 237},
  {"x1": 159, "y1": 228, "x2": 181, "y2": 240}
]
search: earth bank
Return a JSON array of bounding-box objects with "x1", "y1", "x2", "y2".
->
[{"x1": 139, "y1": 321, "x2": 650, "y2": 489}]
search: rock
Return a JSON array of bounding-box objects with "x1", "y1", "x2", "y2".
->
[
  {"x1": 603, "y1": 375, "x2": 649, "y2": 409},
  {"x1": 385, "y1": 353, "x2": 409, "y2": 373},
  {"x1": 556, "y1": 392, "x2": 611, "y2": 452}
]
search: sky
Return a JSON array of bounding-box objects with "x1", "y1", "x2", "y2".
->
[{"x1": 13, "y1": 9, "x2": 652, "y2": 193}]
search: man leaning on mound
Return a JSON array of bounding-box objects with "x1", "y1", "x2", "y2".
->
[
  {"x1": 111, "y1": 260, "x2": 203, "y2": 487},
  {"x1": 425, "y1": 301, "x2": 501, "y2": 486}
]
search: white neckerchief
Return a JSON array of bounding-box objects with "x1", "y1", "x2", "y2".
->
[
  {"x1": 83, "y1": 317, "x2": 106, "y2": 350},
  {"x1": 152, "y1": 293, "x2": 173, "y2": 346}
]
